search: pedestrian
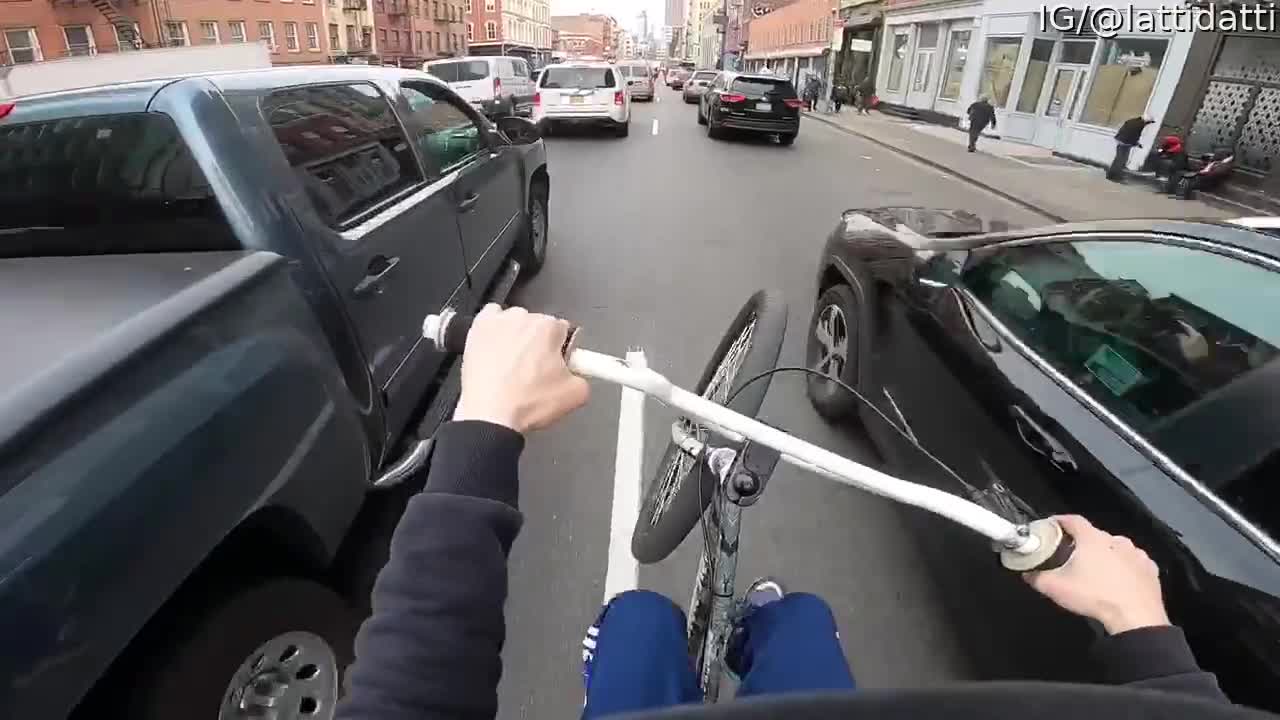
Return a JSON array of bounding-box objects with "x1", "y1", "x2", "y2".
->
[
  {"x1": 803, "y1": 74, "x2": 821, "y2": 112},
  {"x1": 854, "y1": 75, "x2": 875, "y2": 115},
  {"x1": 966, "y1": 95, "x2": 996, "y2": 152},
  {"x1": 831, "y1": 81, "x2": 848, "y2": 113},
  {"x1": 1108, "y1": 116, "x2": 1155, "y2": 182}
]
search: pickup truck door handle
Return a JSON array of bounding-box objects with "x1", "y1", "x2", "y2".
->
[
  {"x1": 458, "y1": 193, "x2": 480, "y2": 212},
  {"x1": 1011, "y1": 405, "x2": 1078, "y2": 472},
  {"x1": 353, "y1": 255, "x2": 401, "y2": 297}
]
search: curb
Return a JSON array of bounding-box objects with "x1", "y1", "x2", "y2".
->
[{"x1": 804, "y1": 111, "x2": 1068, "y2": 223}]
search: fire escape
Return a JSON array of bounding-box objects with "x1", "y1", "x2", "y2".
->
[{"x1": 52, "y1": 0, "x2": 159, "y2": 49}]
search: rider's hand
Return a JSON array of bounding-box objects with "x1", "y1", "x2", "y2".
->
[
  {"x1": 453, "y1": 304, "x2": 590, "y2": 434},
  {"x1": 1024, "y1": 515, "x2": 1170, "y2": 635}
]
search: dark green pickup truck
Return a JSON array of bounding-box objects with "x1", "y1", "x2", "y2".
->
[{"x1": 0, "y1": 65, "x2": 550, "y2": 720}]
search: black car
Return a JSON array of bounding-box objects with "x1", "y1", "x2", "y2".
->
[
  {"x1": 697, "y1": 71, "x2": 801, "y2": 145},
  {"x1": 806, "y1": 208, "x2": 1280, "y2": 710}
]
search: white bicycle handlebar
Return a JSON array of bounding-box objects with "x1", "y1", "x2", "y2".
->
[{"x1": 423, "y1": 310, "x2": 1073, "y2": 569}]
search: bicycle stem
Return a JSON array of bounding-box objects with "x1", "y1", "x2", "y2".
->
[{"x1": 568, "y1": 349, "x2": 1043, "y2": 556}]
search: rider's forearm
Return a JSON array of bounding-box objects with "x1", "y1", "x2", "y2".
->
[
  {"x1": 337, "y1": 421, "x2": 525, "y2": 720},
  {"x1": 1092, "y1": 625, "x2": 1228, "y2": 703}
]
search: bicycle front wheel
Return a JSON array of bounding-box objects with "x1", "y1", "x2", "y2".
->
[{"x1": 631, "y1": 290, "x2": 788, "y2": 564}]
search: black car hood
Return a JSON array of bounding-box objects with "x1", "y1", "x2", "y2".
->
[{"x1": 839, "y1": 206, "x2": 1015, "y2": 246}]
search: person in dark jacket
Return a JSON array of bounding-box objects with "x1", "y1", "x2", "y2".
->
[
  {"x1": 336, "y1": 306, "x2": 1244, "y2": 720},
  {"x1": 854, "y1": 75, "x2": 875, "y2": 114},
  {"x1": 1108, "y1": 116, "x2": 1155, "y2": 181},
  {"x1": 966, "y1": 96, "x2": 996, "y2": 152}
]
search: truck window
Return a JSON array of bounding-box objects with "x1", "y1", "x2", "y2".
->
[
  {"x1": 263, "y1": 83, "x2": 424, "y2": 229},
  {"x1": 0, "y1": 112, "x2": 237, "y2": 258},
  {"x1": 426, "y1": 60, "x2": 489, "y2": 82},
  {"x1": 401, "y1": 82, "x2": 486, "y2": 175}
]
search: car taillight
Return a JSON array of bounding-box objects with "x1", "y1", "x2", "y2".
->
[
  {"x1": 783, "y1": 98, "x2": 803, "y2": 109},
  {"x1": 494, "y1": 77, "x2": 502, "y2": 95},
  {"x1": 720, "y1": 93, "x2": 747, "y2": 103},
  {"x1": 614, "y1": 90, "x2": 624, "y2": 105},
  {"x1": 534, "y1": 92, "x2": 541, "y2": 106},
  {"x1": 0, "y1": 103, "x2": 13, "y2": 120}
]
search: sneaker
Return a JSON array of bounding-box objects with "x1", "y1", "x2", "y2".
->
[
  {"x1": 581, "y1": 608, "x2": 605, "y2": 694},
  {"x1": 726, "y1": 577, "x2": 786, "y2": 678}
]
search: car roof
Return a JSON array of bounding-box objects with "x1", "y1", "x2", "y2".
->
[
  {"x1": 426, "y1": 55, "x2": 521, "y2": 64},
  {"x1": 723, "y1": 71, "x2": 792, "y2": 83},
  {"x1": 543, "y1": 61, "x2": 616, "y2": 68},
  {"x1": 962, "y1": 217, "x2": 1280, "y2": 264},
  {"x1": 4, "y1": 65, "x2": 448, "y2": 121}
]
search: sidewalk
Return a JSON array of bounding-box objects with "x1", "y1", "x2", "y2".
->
[{"x1": 804, "y1": 109, "x2": 1235, "y2": 223}]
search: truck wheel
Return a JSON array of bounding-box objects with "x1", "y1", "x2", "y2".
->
[
  {"x1": 131, "y1": 579, "x2": 356, "y2": 720},
  {"x1": 515, "y1": 179, "x2": 549, "y2": 277}
]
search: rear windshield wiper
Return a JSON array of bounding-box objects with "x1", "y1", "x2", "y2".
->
[{"x1": 0, "y1": 226, "x2": 65, "y2": 235}]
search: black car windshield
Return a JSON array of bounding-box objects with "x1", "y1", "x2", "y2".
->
[
  {"x1": 542, "y1": 67, "x2": 616, "y2": 89},
  {"x1": 0, "y1": 112, "x2": 237, "y2": 258},
  {"x1": 730, "y1": 77, "x2": 797, "y2": 97},
  {"x1": 426, "y1": 60, "x2": 490, "y2": 82}
]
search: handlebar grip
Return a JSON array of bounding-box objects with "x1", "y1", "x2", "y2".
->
[
  {"x1": 1000, "y1": 518, "x2": 1075, "y2": 573},
  {"x1": 422, "y1": 308, "x2": 580, "y2": 358}
]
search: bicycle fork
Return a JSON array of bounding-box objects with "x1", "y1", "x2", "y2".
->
[{"x1": 690, "y1": 441, "x2": 780, "y2": 702}]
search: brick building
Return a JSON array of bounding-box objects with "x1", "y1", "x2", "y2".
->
[
  {"x1": 466, "y1": 0, "x2": 553, "y2": 65},
  {"x1": 324, "y1": 0, "x2": 377, "y2": 61},
  {"x1": 1, "y1": 0, "x2": 332, "y2": 66},
  {"x1": 372, "y1": 0, "x2": 466, "y2": 67},
  {"x1": 742, "y1": 0, "x2": 836, "y2": 84},
  {"x1": 549, "y1": 13, "x2": 615, "y2": 60}
]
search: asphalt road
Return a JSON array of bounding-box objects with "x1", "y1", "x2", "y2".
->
[{"x1": 497, "y1": 89, "x2": 1092, "y2": 719}]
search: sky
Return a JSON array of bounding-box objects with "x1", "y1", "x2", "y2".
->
[{"x1": 551, "y1": 0, "x2": 667, "y2": 34}]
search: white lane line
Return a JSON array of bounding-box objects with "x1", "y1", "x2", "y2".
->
[
  {"x1": 651, "y1": 118, "x2": 660, "y2": 135},
  {"x1": 656, "y1": 95, "x2": 661, "y2": 103},
  {"x1": 602, "y1": 349, "x2": 646, "y2": 603}
]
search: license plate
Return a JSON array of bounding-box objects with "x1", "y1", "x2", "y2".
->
[
  {"x1": 755, "y1": 102, "x2": 772, "y2": 112},
  {"x1": 570, "y1": 96, "x2": 584, "y2": 104}
]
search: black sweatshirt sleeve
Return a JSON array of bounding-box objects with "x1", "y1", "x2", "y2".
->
[
  {"x1": 336, "y1": 420, "x2": 525, "y2": 720},
  {"x1": 1091, "y1": 625, "x2": 1228, "y2": 702}
]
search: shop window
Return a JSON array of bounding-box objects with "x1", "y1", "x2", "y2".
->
[
  {"x1": 916, "y1": 23, "x2": 939, "y2": 49},
  {"x1": 1015, "y1": 38, "x2": 1054, "y2": 113},
  {"x1": 1080, "y1": 37, "x2": 1168, "y2": 128},
  {"x1": 938, "y1": 29, "x2": 970, "y2": 100},
  {"x1": 979, "y1": 37, "x2": 1022, "y2": 108},
  {"x1": 887, "y1": 32, "x2": 909, "y2": 91},
  {"x1": 1059, "y1": 39, "x2": 1095, "y2": 64}
]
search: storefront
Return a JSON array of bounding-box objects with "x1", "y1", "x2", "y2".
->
[
  {"x1": 833, "y1": 0, "x2": 881, "y2": 87},
  {"x1": 875, "y1": 0, "x2": 983, "y2": 122},
  {"x1": 1164, "y1": 31, "x2": 1280, "y2": 200},
  {"x1": 975, "y1": 0, "x2": 1192, "y2": 170}
]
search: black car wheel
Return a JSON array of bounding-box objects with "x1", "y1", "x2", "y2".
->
[
  {"x1": 128, "y1": 579, "x2": 356, "y2": 720},
  {"x1": 706, "y1": 114, "x2": 721, "y2": 139},
  {"x1": 697, "y1": 105, "x2": 707, "y2": 125},
  {"x1": 616, "y1": 120, "x2": 630, "y2": 138},
  {"x1": 779, "y1": 132, "x2": 797, "y2": 146},
  {"x1": 515, "y1": 178, "x2": 549, "y2": 277},
  {"x1": 806, "y1": 284, "x2": 863, "y2": 421}
]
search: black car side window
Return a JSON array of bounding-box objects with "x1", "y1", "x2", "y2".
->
[
  {"x1": 401, "y1": 81, "x2": 488, "y2": 176},
  {"x1": 263, "y1": 82, "x2": 424, "y2": 229},
  {"x1": 963, "y1": 239, "x2": 1280, "y2": 436}
]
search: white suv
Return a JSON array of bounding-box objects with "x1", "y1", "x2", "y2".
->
[
  {"x1": 533, "y1": 62, "x2": 631, "y2": 138},
  {"x1": 424, "y1": 56, "x2": 536, "y2": 118}
]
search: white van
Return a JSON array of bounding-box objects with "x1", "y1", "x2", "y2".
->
[
  {"x1": 618, "y1": 61, "x2": 654, "y2": 101},
  {"x1": 424, "y1": 56, "x2": 536, "y2": 117}
]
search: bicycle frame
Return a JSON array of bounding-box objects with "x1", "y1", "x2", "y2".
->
[{"x1": 592, "y1": 345, "x2": 1043, "y2": 701}]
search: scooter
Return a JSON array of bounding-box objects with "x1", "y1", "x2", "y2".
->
[{"x1": 1155, "y1": 137, "x2": 1236, "y2": 199}]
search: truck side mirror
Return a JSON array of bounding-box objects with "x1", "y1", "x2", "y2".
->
[{"x1": 495, "y1": 116, "x2": 541, "y2": 145}]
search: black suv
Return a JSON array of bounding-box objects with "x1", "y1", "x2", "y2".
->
[{"x1": 697, "y1": 72, "x2": 802, "y2": 145}]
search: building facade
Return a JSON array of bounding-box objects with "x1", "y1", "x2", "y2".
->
[
  {"x1": 683, "y1": 0, "x2": 718, "y2": 64},
  {"x1": 1, "y1": 0, "x2": 332, "y2": 66},
  {"x1": 324, "y1": 0, "x2": 376, "y2": 61},
  {"x1": 831, "y1": 0, "x2": 880, "y2": 86},
  {"x1": 697, "y1": 1, "x2": 721, "y2": 68},
  {"x1": 550, "y1": 13, "x2": 615, "y2": 60},
  {"x1": 466, "y1": 0, "x2": 552, "y2": 64},
  {"x1": 742, "y1": 0, "x2": 836, "y2": 86},
  {"x1": 874, "y1": 0, "x2": 1190, "y2": 173}
]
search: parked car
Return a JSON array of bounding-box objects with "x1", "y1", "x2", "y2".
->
[
  {"x1": 668, "y1": 69, "x2": 689, "y2": 89},
  {"x1": 0, "y1": 65, "x2": 551, "y2": 720},
  {"x1": 424, "y1": 55, "x2": 537, "y2": 118},
  {"x1": 619, "y1": 61, "x2": 655, "y2": 101},
  {"x1": 698, "y1": 71, "x2": 801, "y2": 145},
  {"x1": 807, "y1": 209, "x2": 1280, "y2": 712},
  {"x1": 534, "y1": 62, "x2": 631, "y2": 138},
  {"x1": 682, "y1": 70, "x2": 718, "y2": 103}
]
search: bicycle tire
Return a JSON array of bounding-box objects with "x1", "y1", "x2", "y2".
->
[{"x1": 631, "y1": 290, "x2": 788, "y2": 565}]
